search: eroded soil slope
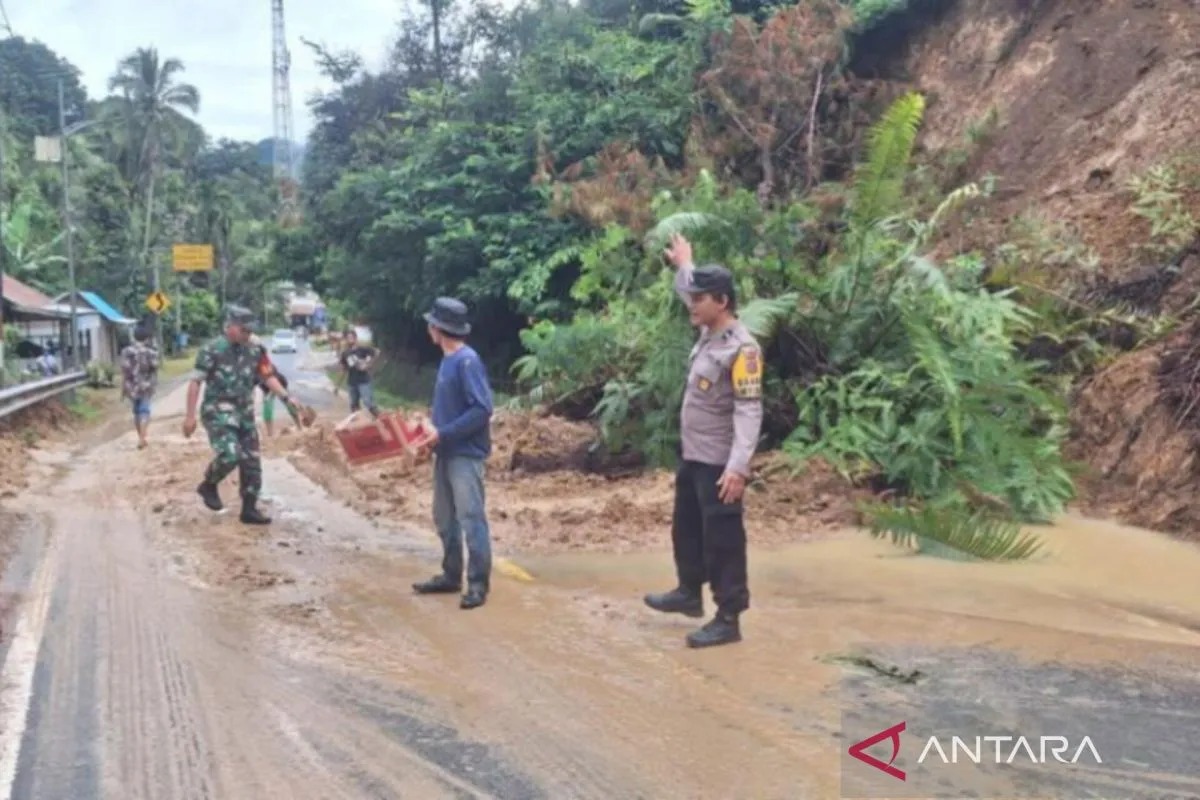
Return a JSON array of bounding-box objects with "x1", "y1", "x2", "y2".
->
[
  {"x1": 863, "y1": 0, "x2": 1200, "y2": 532},
  {"x1": 876, "y1": 0, "x2": 1200, "y2": 276},
  {"x1": 1069, "y1": 322, "x2": 1200, "y2": 538}
]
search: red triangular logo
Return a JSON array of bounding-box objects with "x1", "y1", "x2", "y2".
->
[{"x1": 848, "y1": 721, "x2": 906, "y2": 781}]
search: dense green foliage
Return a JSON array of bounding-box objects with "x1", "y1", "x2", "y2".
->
[
  {"x1": 279, "y1": 0, "x2": 1098, "y2": 558},
  {"x1": 12, "y1": 0, "x2": 1174, "y2": 558},
  {"x1": 0, "y1": 36, "x2": 279, "y2": 341}
]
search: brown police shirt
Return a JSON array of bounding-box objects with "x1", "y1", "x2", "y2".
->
[{"x1": 675, "y1": 264, "x2": 764, "y2": 476}]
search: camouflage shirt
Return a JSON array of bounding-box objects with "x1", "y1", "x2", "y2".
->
[
  {"x1": 120, "y1": 342, "x2": 160, "y2": 400},
  {"x1": 193, "y1": 336, "x2": 272, "y2": 416}
]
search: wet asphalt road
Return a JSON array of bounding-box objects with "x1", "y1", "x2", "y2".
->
[
  {"x1": 267, "y1": 338, "x2": 340, "y2": 413},
  {"x1": 1, "y1": 339, "x2": 1200, "y2": 799}
]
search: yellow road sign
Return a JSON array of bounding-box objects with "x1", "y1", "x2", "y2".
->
[
  {"x1": 145, "y1": 291, "x2": 171, "y2": 315},
  {"x1": 172, "y1": 243, "x2": 214, "y2": 272}
]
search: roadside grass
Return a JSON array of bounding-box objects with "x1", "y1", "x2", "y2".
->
[
  {"x1": 160, "y1": 348, "x2": 197, "y2": 380},
  {"x1": 66, "y1": 386, "x2": 111, "y2": 423}
]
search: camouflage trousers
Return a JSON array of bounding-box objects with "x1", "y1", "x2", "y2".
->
[{"x1": 202, "y1": 409, "x2": 262, "y2": 499}]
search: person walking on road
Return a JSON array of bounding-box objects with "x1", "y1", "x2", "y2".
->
[
  {"x1": 120, "y1": 325, "x2": 160, "y2": 449},
  {"x1": 183, "y1": 306, "x2": 301, "y2": 525},
  {"x1": 411, "y1": 298, "x2": 495, "y2": 610},
  {"x1": 644, "y1": 233, "x2": 764, "y2": 648},
  {"x1": 339, "y1": 328, "x2": 382, "y2": 418}
]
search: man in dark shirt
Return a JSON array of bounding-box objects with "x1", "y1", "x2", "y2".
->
[
  {"x1": 411, "y1": 297, "x2": 495, "y2": 610},
  {"x1": 338, "y1": 328, "x2": 381, "y2": 418}
]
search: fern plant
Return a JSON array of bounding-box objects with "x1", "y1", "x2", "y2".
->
[
  {"x1": 863, "y1": 502, "x2": 1044, "y2": 561},
  {"x1": 513, "y1": 89, "x2": 1077, "y2": 553}
]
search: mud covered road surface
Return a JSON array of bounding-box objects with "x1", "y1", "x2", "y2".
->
[{"x1": 2, "y1": 351, "x2": 1200, "y2": 798}]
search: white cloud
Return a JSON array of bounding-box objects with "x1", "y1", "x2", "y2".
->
[{"x1": 6, "y1": 0, "x2": 404, "y2": 144}]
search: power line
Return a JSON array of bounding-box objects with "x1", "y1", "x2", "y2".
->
[{"x1": 0, "y1": 0, "x2": 13, "y2": 36}]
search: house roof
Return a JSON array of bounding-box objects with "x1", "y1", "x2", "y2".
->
[
  {"x1": 52, "y1": 291, "x2": 137, "y2": 324},
  {"x1": 81, "y1": 291, "x2": 136, "y2": 324},
  {"x1": 45, "y1": 303, "x2": 100, "y2": 317},
  {"x1": 2, "y1": 274, "x2": 54, "y2": 309}
]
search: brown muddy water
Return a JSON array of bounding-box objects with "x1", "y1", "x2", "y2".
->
[{"x1": 2, "y1": 377, "x2": 1198, "y2": 798}]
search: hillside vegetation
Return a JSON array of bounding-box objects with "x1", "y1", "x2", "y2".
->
[
  {"x1": 283, "y1": 0, "x2": 1200, "y2": 554},
  {"x1": 1, "y1": 36, "x2": 282, "y2": 357},
  {"x1": 5, "y1": 0, "x2": 1198, "y2": 554}
]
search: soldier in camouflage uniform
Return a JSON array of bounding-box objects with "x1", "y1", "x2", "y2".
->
[{"x1": 183, "y1": 306, "x2": 299, "y2": 524}]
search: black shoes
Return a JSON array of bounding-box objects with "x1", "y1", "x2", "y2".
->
[
  {"x1": 412, "y1": 574, "x2": 462, "y2": 594},
  {"x1": 686, "y1": 613, "x2": 741, "y2": 649},
  {"x1": 197, "y1": 481, "x2": 222, "y2": 511},
  {"x1": 460, "y1": 586, "x2": 487, "y2": 610},
  {"x1": 240, "y1": 499, "x2": 272, "y2": 525},
  {"x1": 643, "y1": 586, "x2": 704, "y2": 618},
  {"x1": 645, "y1": 586, "x2": 743, "y2": 647},
  {"x1": 413, "y1": 574, "x2": 488, "y2": 609}
]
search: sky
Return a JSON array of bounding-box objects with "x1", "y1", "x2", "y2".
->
[{"x1": 6, "y1": 0, "x2": 407, "y2": 145}]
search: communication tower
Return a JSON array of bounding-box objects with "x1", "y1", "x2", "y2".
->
[{"x1": 271, "y1": 0, "x2": 301, "y2": 226}]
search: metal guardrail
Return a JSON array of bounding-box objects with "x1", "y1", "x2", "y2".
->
[{"x1": 0, "y1": 371, "x2": 89, "y2": 420}]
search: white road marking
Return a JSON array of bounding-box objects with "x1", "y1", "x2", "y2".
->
[{"x1": 0, "y1": 536, "x2": 61, "y2": 800}]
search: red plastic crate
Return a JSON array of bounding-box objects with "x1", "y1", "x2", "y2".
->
[{"x1": 334, "y1": 411, "x2": 430, "y2": 466}]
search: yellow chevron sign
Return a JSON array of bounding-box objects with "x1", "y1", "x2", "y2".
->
[{"x1": 145, "y1": 291, "x2": 171, "y2": 315}]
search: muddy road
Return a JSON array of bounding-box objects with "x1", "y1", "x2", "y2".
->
[{"x1": 2, "y1": 345, "x2": 1200, "y2": 799}]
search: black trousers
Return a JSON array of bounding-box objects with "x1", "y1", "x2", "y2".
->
[{"x1": 671, "y1": 460, "x2": 750, "y2": 616}]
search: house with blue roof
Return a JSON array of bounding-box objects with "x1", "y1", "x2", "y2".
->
[{"x1": 46, "y1": 291, "x2": 138, "y2": 366}]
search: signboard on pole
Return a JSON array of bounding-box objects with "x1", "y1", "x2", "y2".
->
[
  {"x1": 172, "y1": 244, "x2": 214, "y2": 272},
  {"x1": 145, "y1": 290, "x2": 171, "y2": 315},
  {"x1": 33, "y1": 136, "x2": 62, "y2": 163}
]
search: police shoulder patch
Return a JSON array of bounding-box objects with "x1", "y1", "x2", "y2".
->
[{"x1": 730, "y1": 344, "x2": 763, "y2": 399}]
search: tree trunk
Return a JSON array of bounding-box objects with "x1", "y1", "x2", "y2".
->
[{"x1": 430, "y1": 0, "x2": 445, "y2": 85}]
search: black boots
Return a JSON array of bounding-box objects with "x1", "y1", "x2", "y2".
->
[
  {"x1": 645, "y1": 586, "x2": 742, "y2": 647},
  {"x1": 685, "y1": 613, "x2": 741, "y2": 649},
  {"x1": 199, "y1": 481, "x2": 270, "y2": 525},
  {"x1": 643, "y1": 586, "x2": 704, "y2": 618},
  {"x1": 240, "y1": 497, "x2": 271, "y2": 525},
  {"x1": 413, "y1": 574, "x2": 487, "y2": 609},
  {"x1": 197, "y1": 481, "x2": 222, "y2": 511}
]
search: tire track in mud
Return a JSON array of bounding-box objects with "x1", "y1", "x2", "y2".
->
[
  {"x1": 11, "y1": 511, "x2": 101, "y2": 800},
  {"x1": 4, "y1": 439, "x2": 549, "y2": 799},
  {"x1": 324, "y1": 574, "x2": 829, "y2": 800}
]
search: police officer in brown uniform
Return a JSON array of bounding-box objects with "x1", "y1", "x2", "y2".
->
[{"x1": 645, "y1": 233, "x2": 764, "y2": 648}]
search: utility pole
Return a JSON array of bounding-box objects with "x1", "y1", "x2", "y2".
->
[
  {"x1": 58, "y1": 78, "x2": 79, "y2": 369},
  {"x1": 0, "y1": 105, "x2": 8, "y2": 381}
]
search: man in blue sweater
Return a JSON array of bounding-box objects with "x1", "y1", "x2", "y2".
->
[{"x1": 412, "y1": 297, "x2": 495, "y2": 609}]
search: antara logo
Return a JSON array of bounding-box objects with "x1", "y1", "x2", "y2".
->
[
  {"x1": 848, "y1": 722, "x2": 1103, "y2": 781},
  {"x1": 848, "y1": 721, "x2": 907, "y2": 780}
]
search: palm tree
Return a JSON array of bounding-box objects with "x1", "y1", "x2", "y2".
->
[{"x1": 107, "y1": 48, "x2": 200, "y2": 273}]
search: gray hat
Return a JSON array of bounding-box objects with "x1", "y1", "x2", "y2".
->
[
  {"x1": 225, "y1": 305, "x2": 259, "y2": 332},
  {"x1": 423, "y1": 297, "x2": 471, "y2": 337},
  {"x1": 683, "y1": 265, "x2": 735, "y2": 296}
]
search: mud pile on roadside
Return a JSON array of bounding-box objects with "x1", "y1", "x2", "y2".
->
[
  {"x1": 284, "y1": 410, "x2": 865, "y2": 555},
  {"x1": 0, "y1": 398, "x2": 78, "y2": 497},
  {"x1": 1068, "y1": 322, "x2": 1200, "y2": 538}
]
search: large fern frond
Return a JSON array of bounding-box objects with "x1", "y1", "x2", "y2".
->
[
  {"x1": 863, "y1": 502, "x2": 1044, "y2": 561},
  {"x1": 850, "y1": 92, "x2": 926, "y2": 230},
  {"x1": 739, "y1": 292, "x2": 799, "y2": 342},
  {"x1": 643, "y1": 212, "x2": 729, "y2": 254}
]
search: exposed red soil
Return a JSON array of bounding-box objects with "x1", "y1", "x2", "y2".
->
[
  {"x1": 284, "y1": 410, "x2": 866, "y2": 556},
  {"x1": 893, "y1": 0, "x2": 1200, "y2": 282}
]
